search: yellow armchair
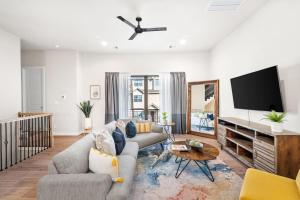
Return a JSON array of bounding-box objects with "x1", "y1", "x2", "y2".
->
[{"x1": 240, "y1": 168, "x2": 300, "y2": 200}]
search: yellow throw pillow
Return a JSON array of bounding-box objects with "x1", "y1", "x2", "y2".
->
[
  {"x1": 89, "y1": 148, "x2": 124, "y2": 183},
  {"x1": 136, "y1": 122, "x2": 151, "y2": 133}
]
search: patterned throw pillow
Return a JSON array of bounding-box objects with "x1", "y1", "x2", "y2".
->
[
  {"x1": 112, "y1": 127, "x2": 126, "y2": 155},
  {"x1": 95, "y1": 129, "x2": 116, "y2": 156},
  {"x1": 125, "y1": 121, "x2": 137, "y2": 138},
  {"x1": 136, "y1": 122, "x2": 151, "y2": 133},
  {"x1": 89, "y1": 148, "x2": 124, "y2": 183}
]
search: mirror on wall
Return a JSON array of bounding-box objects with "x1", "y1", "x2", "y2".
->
[{"x1": 187, "y1": 80, "x2": 219, "y2": 138}]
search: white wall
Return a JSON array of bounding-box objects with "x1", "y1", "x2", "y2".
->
[
  {"x1": 0, "y1": 28, "x2": 21, "y2": 119},
  {"x1": 21, "y1": 50, "x2": 81, "y2": 135},
  {"x1": 21, "y1": 50, "x2": 210, "y2": 134},
  {"x1": 210, "y1": 0, "x2": 300, "y2": 132},
  {"x1": 79, "y1": 51, "x2": 211, "y2": 130}
]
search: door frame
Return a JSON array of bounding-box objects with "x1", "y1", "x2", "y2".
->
[
  {"x1": 22, "y1": 66, "x2": 46, "y2": 112},
  {"x1": 187, "y1": 80, "x2": 219, "y2": 139}
]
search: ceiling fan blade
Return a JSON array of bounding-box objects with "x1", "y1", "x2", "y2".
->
[
  {"x1": 117, "y1": 16, "x2": 136, "y2": 29},
  {"x1": 129, "y1": 32, "x2": 138, "y2": 40},
  {"x1": 143, "y1": 27, "x2": 167, "y2": 32}
]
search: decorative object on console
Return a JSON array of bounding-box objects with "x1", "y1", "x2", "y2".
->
[
  {"x1": 112, "y1": 127, "x2": 126, "y2": 155},
  {"x1": 78, "y1": 100, "x2": 94, "y2": 129},
  {"x1": 125, "y1": 121, "x2": 137, "y2": 138},
  {"x1": 89, "y1": 148, "x2": 124, "y2": 183},
  {"x1": 263, "y1": 110, "x2": 286, "y2": 133},
  {"x1": 90, "y1": 85, "x2": 101, "y2": 99},
  {"x1": 95, "y1": 129, "x2": 116, "y2": 156}
]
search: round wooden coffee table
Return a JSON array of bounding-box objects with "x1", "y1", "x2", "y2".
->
[{"x1": 170, "y1": 141, "x2": 219, "y2": 182}]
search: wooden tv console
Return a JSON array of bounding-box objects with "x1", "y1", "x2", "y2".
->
[{"x1": 217, "y1": 117, "x2": 300, "y2": 178}]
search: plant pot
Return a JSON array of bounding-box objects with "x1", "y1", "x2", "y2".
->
[
  {"x1": 271, "y1": 122, "x2": 283, "y2": 132},
  {"x1": 84, "y1": 118, "x2": 92, "y2": 129}
]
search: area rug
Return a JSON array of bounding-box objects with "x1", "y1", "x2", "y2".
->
[{"x1": 130, "y1": 144, "x2": 243, "y2": 200}]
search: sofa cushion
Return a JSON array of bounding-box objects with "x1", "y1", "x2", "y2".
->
[
  {"x1": 126, "y1": 132, "x2": 168, "y2": 149},
  {"x1": 52, "y1": 134, "x2": 95, "y2": 174},
  {"x1": 125, "y1": 121, "x2": 137, "y2": 138},
  {"x1": 112, "y1": 128, "x2": 126, "y2": 155},
  {"x1": 106, "y1": 155, "x2": 136, "y2": 200},
  {"x1": 240, "y1": 168, "x2": 300, "y2": 200},
  {"x1": 120, "y1": 141, "x2": 139, "y2": 159}
]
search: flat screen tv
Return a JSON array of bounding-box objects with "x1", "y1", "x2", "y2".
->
[{"x1": 230, "y1": 66, "x2": 284, "y2": 112}]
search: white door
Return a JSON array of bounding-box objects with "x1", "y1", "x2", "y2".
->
[{"x1": 22, "y1": 67, "x2": 45, "y2": 112}]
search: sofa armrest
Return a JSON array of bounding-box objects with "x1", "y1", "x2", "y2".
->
[
  {"x1": 38, "y1": 174, "x2": 112, "y2": 200},
  {"x1": 151, "y1": 124, "x2": 164, "y2": 133}
]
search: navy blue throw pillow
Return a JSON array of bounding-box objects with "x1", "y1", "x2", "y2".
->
[
  {"x1": 125, "y1": 121, "x2": 137, "y2": 138},
  {"x1": 112, "y1": 127, "x2": 126, "y2": 155}
]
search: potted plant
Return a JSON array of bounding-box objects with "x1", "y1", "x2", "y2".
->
[
  {"x1": 263, "y1": 110, "x2": 286, "y2": 132},
  {"x1": 162, "y1": 112, "x2": 168, "y2": 124},
  {"x1": 78, "y1": 101, "x2": 94, "y2": 129}
]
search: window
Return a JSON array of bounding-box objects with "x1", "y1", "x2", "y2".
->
[
  {"x1": 133, "y1": 80, "x2": 143, "y2": 87},
  {"x1": 133, "y1": 95, "x2": 142, "y2": 102},
  {"x1": 129, "y1": 75, "x2": 160, "y2": 122}
]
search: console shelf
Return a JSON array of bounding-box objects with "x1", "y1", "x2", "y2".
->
[{"x1": 218, "y1": 117, "x2": 300, "y2": 178}]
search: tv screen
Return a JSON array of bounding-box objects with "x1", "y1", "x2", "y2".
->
[{"x1": 230, "y1": 66, "x2": 284, "y2": 112}]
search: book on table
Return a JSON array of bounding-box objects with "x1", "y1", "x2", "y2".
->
[{"x1": 170, "y1": 144, "x2": 190, "y2": 151}]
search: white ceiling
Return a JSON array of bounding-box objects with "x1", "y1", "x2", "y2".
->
[{"x1": 0, "y1": 0, "x2": 268, "y2": 53}]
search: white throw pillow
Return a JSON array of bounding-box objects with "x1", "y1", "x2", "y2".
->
[
  {"x1": 95, "y1": 129, "x2": 116, "y2": 156},
  {"x1": 104, "y1": 121, "x2": 117, "y2": 135},
  {"x1": 116, "y1": 120, "x2": 126, "y2": 135},
  {"x1": 89, "y1": 148, "x2": 124, "y2": 183}
]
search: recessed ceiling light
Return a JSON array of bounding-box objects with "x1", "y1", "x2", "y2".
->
[
  {"x1": 179, "y1": 39, "x2": 186, "y2": 45},
  {"x1": 114, "y1": 46, "x2": 119, "y2": 50},
  {"x1": 55, "y1": 44, "x2": 60, "y2": 48},
  {"x1": 169, "y1": 45, "x2": 175, "y2": 49},
  {"x1": 101, "y1": 41, "x2": 108, "y2": 46}
]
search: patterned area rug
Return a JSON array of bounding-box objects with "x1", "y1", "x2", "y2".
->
[{"x1": 130, "y1": 144, "x2": 243, "y2": 200}]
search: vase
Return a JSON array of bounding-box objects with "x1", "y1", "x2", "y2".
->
[
  {"x1": 84, "y1": 118, "x2": 92, "y2": 129},
  {"x1": 162, "y1": 119, "x2": 167, "y2": 125},
  {"x1": 271, "y1": 122, "x2": 283, "y2": 132}
]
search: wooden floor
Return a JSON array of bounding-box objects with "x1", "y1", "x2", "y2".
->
[{"x1": 0, "y1": 134, "x2": 247, "y2": 200}]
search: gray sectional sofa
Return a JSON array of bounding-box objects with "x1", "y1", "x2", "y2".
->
[{"x1": 38, "y1": 121, "x2": 168, "y2": 200}]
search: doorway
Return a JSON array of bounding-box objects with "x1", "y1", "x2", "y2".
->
[{"x1": 22, "y1": 67, "x2": 45, "y2": 112}]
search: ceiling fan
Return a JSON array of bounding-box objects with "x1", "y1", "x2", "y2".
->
[{"x1": 117, "y1": 16, "x2": 167, "y2": 40}]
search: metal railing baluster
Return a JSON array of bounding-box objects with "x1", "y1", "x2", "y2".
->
[
  {"x1": 15, "y1": 122, "x2": 17, "y2": 165},
  {"x1": 0, "y1": 124, "x2": 2, "y2": 171},
  {"x1": 5, "y1": 123, "x2": 8, "y2": 169},
  {"x1": 10, "y1": 122, "x2": 13, "y2": 166}
]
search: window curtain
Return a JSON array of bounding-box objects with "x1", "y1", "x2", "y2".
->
[
  {"x1": 105, "y1": 72, "x2": 119, "y2": 124},
  {"x1": 170, "y1": 72, "x2": 187, "y2": 134},
  {"x1": 118, "y1": 73, "x2": 130, "y2": 119},
  {"x1": 159, "y1": 73, "x2": 172, "y2": 123}
]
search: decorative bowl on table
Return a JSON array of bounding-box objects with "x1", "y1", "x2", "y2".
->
[{"x1": 185, "y1": 139, "x2": 204, "y2": 152}]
